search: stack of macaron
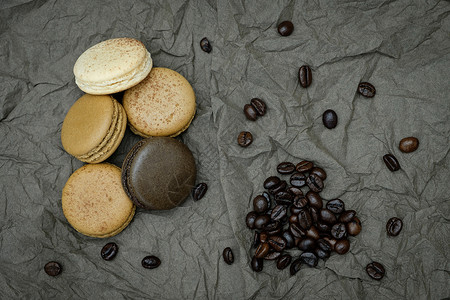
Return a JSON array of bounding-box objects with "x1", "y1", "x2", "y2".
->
[{"x1": 60, "y1": 37, "x2": 197, "y2": 238}]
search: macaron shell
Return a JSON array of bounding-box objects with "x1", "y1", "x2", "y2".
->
[
  {"x1": 62, "y1": 163, "x2": 135, "y2": 238},
  {"x1": 123, "y1": 67, "x2": 196, "y2": 137}
]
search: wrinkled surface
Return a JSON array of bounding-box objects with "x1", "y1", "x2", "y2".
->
[{"x1": 0, "y1": 0, "x2": 449, "y2": 299}]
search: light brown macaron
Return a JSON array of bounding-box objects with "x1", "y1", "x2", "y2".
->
[
  {"x1": 73, "y1": 37, "x2": 153, "y2": 95},
  {"x1": 61, "y1": 94, "x2": 127, "y2": 163},
  {"x1": 62, "y1": 163, "x2": 135, "y2": 238},
  {"x1": 123, "y1": 67, "x2": 196, "y2": 137}
]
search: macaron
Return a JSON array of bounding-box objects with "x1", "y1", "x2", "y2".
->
[
  {"x1": 123, "y1": 67, "x2": 196, "y2": 137},
  {"x1": 61, "y1": 94, "x2": 127, "y2": 163},
  {"x1": 122, "y1": 137, "x2": 196, "y2": 210},
  {"x1": 62, "y1": 163, "x2": 135, "y2": 238},
  {"x1": 73, "y1": 37, "x2": 153, "y2": 95}
]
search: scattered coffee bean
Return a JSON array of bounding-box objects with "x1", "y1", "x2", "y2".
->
[
  {"x1": 250, "y1": 98, "x2": 266, "y2": 116},
  {"x1": 298, "y1": 209, "x2": 312, "y2": 230},
  {"x1": 192, "y1": 183, "x2": 208, "y2": 201},
  {"x1": 306, "y1": 226, "x2": 320, "y2": 240},
  {"x1": 253, "y1": 195, "x2": 269, "y2": 213},
  {"x1": 326, "y1": 199, "x2": 345, "y2": 214},
  {"x1": 334, "y1": 239, "x2": 350, "y2": 255},
  {"x1": 383, "y1": 154, "x2": 400, "y2": 172},
  {"x1": 307, "y1": 174, "x2": 324, "y2": 193},
  {"x1": 271, "y1": 205, "x2": 287, "y2": 221},
  {"x1": 323, "y1": 236, "x2": 337, "y2": 251},
  {"x1": 331, "y1": 223, "x2": 347, "y2": 240},
  {"x1": 399, "y1": 137, "x2": 419, "y2": 153},
  {"x1": 300, "y1": 252, "x2": 318, "y2": 267},
  {"x1": 317, "y1": 239, "x2": 332, "y2": 252},
  {"x1": 268, "y1": 236, "x2": 287, "y2": 252},
  {"x1": 366, "y1": 262, "x2": 385, "y2": 280},
  {"x1": 320, "y1": 208, "x2": 337, "y2": 224},
  {"x1": 287, "y1": 186, "x2": 303, "y2": 196},
  {"x1": 264, "y1": 176, "x2": 281, "y2": 190},
  {"x1": 290, "y1": 172, "x2": 307, "y2": 187},
  {"x1": 282, "y1": 230, "x2": 295, "y2": 249},
  {"x1": 200, "y1": 37, "x2": 212, "y2": 53},
  {"x1": 246, "y1": 211, "x2": 258, "y2": 229},
  {"x1": 339, "y1": 210, "x2": 356, "y2": 223},
  {"x1": 269, "y1": 180, "x2": 287, "y2": 195},
  {"x1": 277, "y1": 254, "x2": 292, "y2": 270},
  {"x1": 306, "y1": 191, "x2": 323, "y2": 209},
  {"x1": 309, "y1": 207, "x2": 320, "y2": 223},
  {"x1": 254, "y1": 215, "x2": 271, "y2": 229},
  {"x1": 44, "y1": 261, "x2": 62, "y2": 276},
  {"x1": 322, "y1": 109, "x2": 338, "y2": 129},
  {"x1": 386, "y1": 217, "x2": 403, "y2": 236},
  {"x1": 316, "y1": 221, "x2": 331, "y2": 233},
  {"x1": 142, "y1": 256, "x2": 161, "y2": 269},
  {"x1": 290, "y1": 222, "x2": 306, "y2": 238},
  {"x1": 290, "y1": 258, "x2": 302, "y2": 275},
  {"x1": 223, "y1": 247, "x2": 234, "y2": 265},
  {"x1": 310, "y1": 167, "x2": 327, "y2": 180},
  {"x1": 243, "y1": 104, "x2": 258, "y2": 121},
  {"x1": 255, "y1": 242, "x2": 270, "y2": 259},
  {"x1": 298, "y1": 238, "x2": 316, "y2": 251},
  {"x1": 251, "y1": 256, "x2": 264, "y2": 272},
  {"x1": 277, "y1": 21, "x2": 294, "y2": 36},
  {"x1": 253, "y1": 231, "x2": 260, "y2": 248},
  {"x1": 293, "y1": 196, "x2": 308, "y2": 209},
  {"x1": 298, "y1": 65, "x2": 312, "y2": 88},
  {"x1": 277, "y1": 162, "x2": 296, "y2": 175},
  {"x1": 237, "y1": 131, "x2": 253, "y2": 147},
  {"x1": 358, "y1": 82, "x2": 376, "y2": 98},
  {"x1": 346, "y1": 216, "x2": 362, "y2": 236},
  {"x1": 315, "y1": 248, "x2": 330, "y2": 259},
  {"x1": 264, "y1": 251, "x2": 282, "y2": 260},
  {"x1": 296, "y1": 160, "x2": 313, "y2": 173},
  {"x1": 101, "y1": 242, "x2": 118, "y2": 261}
]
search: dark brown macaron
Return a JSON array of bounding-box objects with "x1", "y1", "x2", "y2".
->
[{"x1": 121, "y1": 137, "x2": 196, "y2": 210}]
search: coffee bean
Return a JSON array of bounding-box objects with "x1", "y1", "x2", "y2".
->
[
  {"x1": 366, "y1": 262, "x2": 385, "y2": 280},
  {"x1": 263, "y1": 221, "x2": 282, "y2": 235},
  {"x1": 290, "y1": 205, "x2": 303, "y2": 215},
  {"x1": 386, "y1": 217, "x2": 403, "y2": 236},
  {"x1": 192, "y1": 183, "x2": 208, "y2": 201},
  {"x1": 269, "y1": 180, "x2": 287, "y2": 195},
  {"x1": 383, "y1": 154, "x2": 400, "y2": 172},
  {"x1": 323, "y1": 236, "x2": 337, "y2": 251},
  {"x1": 44, "y1": 261, "x2": 62, "y2": 276},
  {"x1": 251, "y1": 256, "x2": 264, "y2": 272},
  {"x1": 222, "y1": 247, "x2": 234, "y2": 265},
  {"x1": 277, "y1": 162, "x2": 296, "y2": 174},
  {"x1": 263, "y1": 176, "x2": 281, "y2": 190},
  {"x1": 246, "y1": 211, "x2": 258, "y2": 229},
  {"x1": 296, "y1": 160, "x2": 313, "y2": 173},
  {"x1": 264, "y1": 251, "x2": 281, "y2": 260},
  {"x1": 287, "y1": 187, "x2": 303, "y2": 197},
  {"x1": 259, "y1": 232, "x2": 268, "y2": 243},
  {"x1": 142, "y1": 256, "x2": 161, "y2": 269},
  {"x1": 289, "y1": 214, "x2": 298, "y2": 224},
  {"x1": 244, "y1": 104, "x2": 258, "y2": 121},
  {"x1": 316, "y1": 221, "x2": 331, "y2": 233},
  {"x1": 339, "y1": 210, "x2": 356, "y2": 223},
  {"x1": 309, "y1": 207, "x2": 319, "y2": 223},
  {"x1": 271, "y1": 205, "x2": 287, "y2": 221},
  {"x1": 317, "y1": 239, "x2": 332, "y2": 252},
  {"x1": 320, "y1": 208, "x2": 337, "y2": 224},
  {"x1": 310, "y1": 167, "x2": 327, "y2": 180},
  {"x1": 307, "y1": 174, "x2": 324, "y2": 193},
  {"x1": 282, "y1": 230, "x2": 295, "y2": 249},
  {"x1": 250, "y1": 98, "x2": 266, "y2": 116},
  {"x1": 253, "y1": 195, "x2": 269, "y2": 213},
  {"x1": 300, "y1": 252, "x2": 318, "y2": 267},
  {"x1": 254, "y1": 215, "x2": 271, "y2": 229},
  {"x1": 277, "y1": 20, "x2": 294, "y2": 36},
  {"x1": 326, "y1": 199, "x2": 345, "y2": 214},
  {"x1": 322, "y1": 109, "x2": 338, "y2": 129},
  {"x1": 306, "y1": 191, "x2": 323, "y2": 209},
  {"x1": 315, "y1": 248, "x2": 330, "y2": 260},
  {"x1": 298, "y1": 209, "x2": 312, "y2": 230},
  {"x1": 293, "y1": 196, "x2": 308, "y2": 209},
  {"x1": 200, "y1": 37, "x2": 212, "y2": 53},
  {"x1": 298, "y1": 65, "x2": 312, "y2": 88},
  {"x1": 298, "y1": 238, "x2": 316, "y2": 251},
  {"x1": 268, "y1": 236, "x2": 287, "y2": 252},
  {"x1": 331, "y1": 223, "x2": 347, "y2": 240},
  {"x1": 101, "y1": 242, "x2": 118, "y2": 261},
  {"x1": 255, "y1": 242, "x2": 270, "y2": 259},
  {"x1": 262, "y1": 192, "x2": 272, "y2": 208},
  {"x1": 290, "y1": 223, "x2": 306, "y2": 238},
  {"x1": 275, "y1": 191, "x2": 293, "y2": 204},
  {"x1": 290, "y1": 258, "x2": 302, "y2": 275},
  {"x1": 399, "y1": 137, "x2": 419, "y2": 153},
  {"x1": 277, "y1": 254, "x2": 292, "y2": 270},
  {"x1": 290, "y1": 172, "x2": 307, "y2": 187},
  {"x1": 358, "y1": 82, "x2": 376, "y2": 98},
  {"x1": 237, "y1": 131, "x2": 253, "y2": 147},
  {"x1": 252, "y1": 231, "x2": 260, "y2": 248},
  {"x1": 346, "y1": 216, "x2": 362, "y2": 236},
  {"x1": 306, "y1": 226, "x2": 320, "y2": 240},
  {"x1": 334, "y1": 239, "x2": 350, "y2": 255}
]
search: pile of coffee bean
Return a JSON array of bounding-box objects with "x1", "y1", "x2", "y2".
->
[{"x1": 245, "y1": 161, "x2": 361, "y2": 275}]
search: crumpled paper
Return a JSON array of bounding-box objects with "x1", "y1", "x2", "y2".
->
[{"x1": 0, "y1": 0, "x2": 449, "y2": 299}]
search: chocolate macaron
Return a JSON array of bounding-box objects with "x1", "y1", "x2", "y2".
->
[{"x1": 122, "y1": 137, "x2": 196, "y2": 210}]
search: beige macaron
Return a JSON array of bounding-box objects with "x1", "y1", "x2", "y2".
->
[
  {"x1": 73, "y1": 38, "x2": 153, "y2": 95},
  {"x1": 123, "y1": 67, "x2": 196, "y2": 137},
  {"x1": 62, "y1": 163, "x2": 135, "y2": 238},
  {"x1": 61, "y1": 94, "x2": 127, "y2": 163}
]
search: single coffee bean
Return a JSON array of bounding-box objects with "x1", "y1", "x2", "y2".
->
[
  {"x1": 298, "y1": 238, "x2": 316, "y2": 251},
  {"x1": 282, "y1": 230, "x2": 295, "y2": 249},
  {"x1": 290, "y1": 172, "x2": 307, "y2": 187},
  {"x1": 399, "y1": 137, "x2": 419, "y2": 153},
  {"x1": 263, "y1": 221, "x2": 282, "y2": 235},
  {"x1": 322, "y1": 236, "x2": 337, "y2": 251},
  {"x1": 271, "y1": 205, "x2": 287, "y2": 221},
  {"x1": 192, "y1": 183, "x2": 208, "y2": 201},
  {"x1": 346, "y1": 216, "x2": 362, "y2": 236},
  {"x1": 293, "y1": 196, "x2": 308, "y2": 208},
  {"x1": 296, "y1": 160, "x2": 313, "y2": 173},
  {"x1": 277, "y1": 162, "x2": 296, "y2": 174},
  {"x1": 287, "y1": 186, "x2": 303, "y2": 197},
  {"x1": 310, "y1": 167, "x2": 327, "y2": 180},
  {"x1": 254, "y1": 215, "x2": 271, "y2": 229},
  {"x1": 277, "y1": 254, "x2": 292, "y2": 270},
  {"x1": 322, "y1": 109, "x2": 338, "y2": 129},
  {"x1": 306, "y1": 191, "x2": 323, "y2": 209},
  {"x1": 298, "y1": 209, "x2": 312, "y2": 230},
  {"x1": 263, "y1": 176, "x2": 281, "y2": 190},
  {"x1": 309, "y1": 207, "x2": 320, "y2": 223},
  {"x1": 101, "y1": 242, "x2": 118, "y2": 261},
  {"x1": 255, "y1": 242, "x2": 270, "y2": 259},
  {"x1": 289, "y1": 214, "x2": 298, "y2": 224},
  {"x1": 269, "y1": 180, "x2": 287, "y2": 195},
  {"x1": 222, "y1": 247, "x2": 234, "y2": 265},
  {"x1": 264, "y1": 251, "x2": 281, "y2": 260},
  {"x1": 275, "y1": 191, "x2": 293, "y2": 203},
  {"x1": 290, "y1": 258, "x2": 302, "y2": 275},
  {"x1": 339, "y1": 210, "x2": 356, "y2": 223},
  {"x1": 200, "y1": 37, "x2": 212, "y2": 53},
  {"x1": 383, "y1": 154, "x2": 400, "y2": 171},
  {"x1": 290, "y1": 223, "x2": 306, "y2": 238},
  {"x1": 252, "y1": 231, "x2": 260, "y2": 248},
  {"x1": 316, "y1": 221, "x2": 331, "y2": 233},
  {"x1": 237, "y1": 131, "x2": 253, "y2": 147},
  {"x1": 326, "y1": 199, "x2": 345, "y2": 214},
  {"x1": 366, "y1": 262, "x2": 385, "y2": 280},
  {"x1": 262, "y1": 192, "x2": 272, "y2": 209},
  {"x1": 259, "y1": 232, "x2": 268, "y2": 243},
  {"x1": 386, "y1": 217, "x2": 403, "y2": 236},
  {"x1": 277, "y1": 20, "x2": 294, "y2": 36},
  {"x1": 142, "y1": 256, "x2": 161, "y2": 269},
  {"x1": 320, "y1": 208, "x2": 337, "y2": 224},
  {"x1": 317, "y1": 239, "x2": 332, "y2": 252},
  {"x1": 358, "y1": 82, "x2": 376, "y2": 98},
  {"x1": 253, "y1": 195, "x2": 269, "y2": 213},
  {"x1": 290, "y1": 205, "x2": 303, "y2": 215},
  {"x1": 315, "y1": 248, "x2": 330, "y2": 260},
  {"x1": 250, "y1": 98, "x2": 266, "y2": 116},
  {"x1": 251, "y1": 256, "x2": 264, "y2": 272},
  {"x1": 268, "y1": 236, "x2": 287, "y2": 252},
  {"x1": 300, "y1": 252, "x2": 318, "y2": 267},
  {"x1": 246, "y1": 211, "x2": 258, "y2": 229},
  {"x1": 331, "y1": 223, "x2": 347, "y2": 240},
  {"x1": 243, "y1": 104, "x2": 258, "y2": 121},
  {"x1": 44, "y1": 261, "x2": 62, "y2": 276},
  {"x1": 307, "y1": 174, "x2": 324, "y2": 193},
  {"x1": 298, "y1": 65, "x2": 312, "y2": 88},
  {"x1": 334, "y1": 239, "x2": 350, "y2": 255},
  {"x1": 306, "y1": 226, "x2": 320, "y2": 240}
]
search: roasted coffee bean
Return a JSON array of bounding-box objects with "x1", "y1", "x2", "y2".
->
[
  {"x1": 290, "y1": 172, "x2": 307, "y2": 187},
  {"x1": 307, "y1": 174, "x2": 324, "y2": 193},
  {"x1": 323, "y1": 236, "x2": 337, "y2": 251},
  {"x1": 290, "y1": 223, "x2": 306, "y2": 238},
  {"x1": 298, "y1": 65, "x2": 312, "y2": 88},
  {"x1": 399, "y1": 137, "x2": 419, "y2": 153},
  {"x1": 252, "y1": 231, "x2": 260, "y2": 248},
  {"x1": 346, "y1": 216, "x2": 362, "y2": 236},
  {"x1": 300, "y1": 252, "x2": 318, "y2": 267},
  {"x1": 289, "y1": 214, "x2": 298, "y2": 224},
  {"x1": 253, "y1": 195, "x2": 269, "y2": 213},
  {"x1": 366, "y1": 262, "x2": 385, "y2": 280},
  {"x1": 334, "y1": 239, "x2": 350, "y2": 255},
  {"x1": 254, "y1": 215, "x2": 271, "y2": 229},
  {"x1": 296, "y1": 160, "x2": 313, "y2": 173},
  {"x1": 339, "y1": 210, "x2": 356, "y2": 223},
  {"x1": 287, "y1": 186, "x2": 303, "y2": 197},
  {"x1": 310, "y1": 167, "x2": 327, "y2": 180},
  {"x1": 255, "y1": 242, "x2": 270, "y2": 258},
  {"x1": 358, "y1": 82, "x2": 376, "y2": 98},
  {"x1": 277, "y1": 162, "x2": 296, "y2": 174},
  {"x1": 243, "y1": 104, "x2": 258, "y2": 121},
  {"x1": 322, "y1": 109, "x2": 338, "y2": 129},
  {"x1": 298, "y1": 209, "x2": 312, "y2": 230},
  {"x1": 192, "y1": 183, "x2": 208, "y2": 201},
  {"x1": 277, "y1": 20, "x2": 294, "y2": 36},
  {"x1": 264, "y1": 222, "x2": 282, "y2": 236},
  {"x1": 259, "y1": 232, "x2": 268, "y2": 243},
  {"x1": 237, "y1": 131, "x2": 253, "y2": 147},
  {"x1": 315, "y1": 248, "x2": 330, "y2": 260},
  {"x1": 320, "y1": 209, "x2": 337, "y2": 224},
  {"x1": 309, "y1": 207, "x2": 319, "y2": 223},
  {"x1": 331, "y1": 223, "x2": 347, "y2": 240},
  {"x1": 326, "y1": 199, "x2": 345, "y2": 214},
  {"x1": 317, "y1": 239, "x2": 332, "y2": 252},
  {"x1": 282, "y1": 230, "x2": 295, "y2": 249},
  {"x1": 275, "y1": 191, "x2": 293, "y2": 203},
  {"x1": 250, "y1": 98, "x2": 267, "y2": 116},
  {"x1": 316, "y1": 221, "x2": 331, "y2": 233},
  {"x1": 251, "y1": 256, "x2": 264, "y2": 272},
  {"x1": 142, "y1": 256, "x2": 161, "y2": 269},
  {"x1": 101, "y1": 242, "x2": 118, "y2": 261},
  {"x1": 271, "y1": 205, "x2": 287, "y2": 221},
  {"x1": 200, "y1": 37, "x2": 212, "y2": 53},
  {"x1": 386, "y1": 217, "x2": 403, "y2": 236},
  {"x1": 264, "y1": 251, "x2": 281, "y2": 260},
  {"x1": 298, "y1": 238, "x2": 316, "y2": 251},
  {"x1": 306, "y1": 191, "x2": 323, "y2": 209},
  {"x1": 293, "y1": 196, "x2": 308, "y2": 208},
  {"x1": 383, "y1": 154, "x2": 401, "y2": 172},
  {"x1": 262, "y1": 192, "x2": 272, "y2": 208},
  {"x1": 290, "y1": 258, "x2": 302, "y2": 275},
  {"x1": 277, "y1": 254, "x2": 292, "y2": 270},
  {"x1": 223, "y1": 247, "x2": 234, "y2": 265},
  {"x1": 269, "y1": 180, "x2": 287, "y2": 195},
  {"x1": 263, "y1": 176, "x2": 281, "y2": 190},
  {"x1": 290, "y1": 205, "x2": 303, "y2": 215},
  {"x1": 306, "y1": 226, "x2": 320, "y2": 240},
  {"x1": 268, "y1": 236, "x2": 287, "y2": 252},
  {"x1": 246, "y1": 211, "x2": 258, "y2": 229},
  {"x1": 44, "y1": 261, "x2": 62, "y2": 276}
]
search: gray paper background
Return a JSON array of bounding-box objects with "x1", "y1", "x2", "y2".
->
[{"x1": 1, "y1": 0, "x2": 449, "y2": 299}]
